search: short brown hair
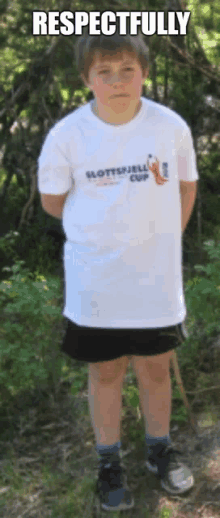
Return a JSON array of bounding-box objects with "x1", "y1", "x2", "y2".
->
[{"x1": 74, "y1": 24, "x2": 149, "y2": 83}]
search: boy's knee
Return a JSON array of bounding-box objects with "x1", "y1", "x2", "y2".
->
[
  {"x1": 89, "y1": 355, "x2": 130, "y2": 384},
  {"x1": 131, "y1": 350, "x2": 173, "y2": 383}
]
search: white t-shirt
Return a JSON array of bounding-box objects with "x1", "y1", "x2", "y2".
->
[{"x1": 38, "y1": 97, "x2": 199, "y2": 328}]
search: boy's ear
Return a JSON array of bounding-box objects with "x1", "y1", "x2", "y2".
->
[{"x1": 80, "y1": 73, "x2": 89, "y2": 87}]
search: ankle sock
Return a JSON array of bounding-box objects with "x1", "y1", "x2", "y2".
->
[
  {"x1": 145, "y1": 433, "x2": 171, "y2": 453},
  {"x1": 95, "y1": 440, "x2": 121, "y2": 462}
]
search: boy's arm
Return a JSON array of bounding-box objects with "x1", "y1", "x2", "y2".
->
[
  {"x1": 41, "y1": 191, "x2": 69, "y2": 219},
  {"x1": 180, "y1": 180, "x2": 198, "y2": 234}
]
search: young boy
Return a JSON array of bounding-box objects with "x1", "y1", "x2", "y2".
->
[{"x1": 38, "y1": 27, "x2": 198, "y2": 512}]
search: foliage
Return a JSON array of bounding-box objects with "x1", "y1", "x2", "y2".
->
[
  {"x1": 185, "y1": 239, "x2": 220, "y2": 325},
  {"x1": 0, "y1": 257, "x2": 65, "y2": 402},
  {"x1": 187, "y1": 0, "x2": 220, "y2": 68}
]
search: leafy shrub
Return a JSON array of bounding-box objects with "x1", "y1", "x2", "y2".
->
[
  {"x1": 185, "y1": 238, "x2": 220, "y2": 328},
  {"x1": 0, "y1": 257, "x2": 65, "y2": 404}
]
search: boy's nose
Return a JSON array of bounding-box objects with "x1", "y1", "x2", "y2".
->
[{"x1": 108, "y1": 73, "x2": 127, "y2": 84}]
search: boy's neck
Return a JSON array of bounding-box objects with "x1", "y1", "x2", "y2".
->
[{"x1": 92, "y1": 99, "x2": 142, "y2": 126}]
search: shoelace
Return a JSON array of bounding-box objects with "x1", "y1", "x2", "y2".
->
[
  {"x1": 99, "y1": 460, "x2": 124, "y2": 490},
  {"x1": 148, "y1": 445, "x2": 183, "y2": 479}
]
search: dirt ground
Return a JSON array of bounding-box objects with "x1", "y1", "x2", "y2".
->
[{"x1": 1, "y1": 373, "x2": 220, "y2": 517}]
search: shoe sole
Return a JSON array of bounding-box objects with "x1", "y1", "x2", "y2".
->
[
  {"x1": 100, "y1": 496, "x2": 135, "y2": 512},
  {"x1": 161, "y1": 475, "x2": 194, "y2": 495},
  {"x1": 145, "y1": 461, "x2": 194, "y2": 495}
]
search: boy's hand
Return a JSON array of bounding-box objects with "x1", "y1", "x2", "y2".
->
[{"x1": 149, "y1": 159, "x2": 168, "y2": 185}]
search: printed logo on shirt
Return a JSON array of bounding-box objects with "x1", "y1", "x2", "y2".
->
[
  {"x1": 147, "y1": 155, "x2": 169, "y2": 186},
  {"x1": 86, "y1": 164, "x2": 149, "y2": 186},
  {"x1": 85, "y1": 156, "x2": 169, "y2": 187}
]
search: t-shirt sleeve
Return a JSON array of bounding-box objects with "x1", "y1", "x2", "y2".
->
[
  {"x1": 37, "y1": 130, "x2": 73, "y2": 195},
  {"x1": 177, "y1": 123, "x2": 199, "y2": 181}
]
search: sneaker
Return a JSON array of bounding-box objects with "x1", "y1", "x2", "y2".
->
[
  {"x1": 95, "y1": 452, "x2": 135, "y2": 511},
  {"x1": 145, "y1": 443, "x2": 194, "y2": 495}
]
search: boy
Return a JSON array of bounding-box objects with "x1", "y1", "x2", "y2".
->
[{"x1": 38, "y1": 26, "x2": 198, "y2": 512}]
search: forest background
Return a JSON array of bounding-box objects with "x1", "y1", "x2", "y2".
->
[{"x1": 0, "y1": 1, "x2": 220, "y2": 517}]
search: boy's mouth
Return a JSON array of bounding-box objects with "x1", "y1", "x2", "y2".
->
[{"x1": 111, "y1": 94, "x2": 130, "y2": 98}]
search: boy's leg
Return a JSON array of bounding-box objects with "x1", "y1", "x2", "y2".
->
[
  {"x1": 131, "y1": 350, "x2": 173, "y2": 438},
  {"x1": 88, "y1": 356, "x2": 130, "y2": 445}
]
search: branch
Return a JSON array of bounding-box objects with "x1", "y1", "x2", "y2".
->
[
  {"x1": 186, "y1": 384, "x2": 220, "y2": 395},
  {"x1": 167, "y1": 38, "x2": 220, "y2": 83},
  {"x1": 170, "y1": 351, "x2": 199, "y2": 435},
  {"x1": 18, "y1": 164, "x2": 37, "y2": 229},
  {"x1": 0, "y1": 83, "x2": 29, "y2": 118},
  {"x1": 42, "y1": 97, "x2": 55, "y2": 125}
]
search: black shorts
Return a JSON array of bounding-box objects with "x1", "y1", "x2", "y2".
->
[{"x1": 61, "y1": 318, "x2": 188, "y2": 363}]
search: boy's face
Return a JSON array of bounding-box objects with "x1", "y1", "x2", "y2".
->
[{"x1": 81, "y1": 50, "x2": 149, "y2": 124}]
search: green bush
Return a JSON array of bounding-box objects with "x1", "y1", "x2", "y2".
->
[
  {"x1": 0, "y1": 257, "x2": 65, "y2": 404},
  {"x1": 184, "y1": 239, "x2": 220, "y2": 332}
]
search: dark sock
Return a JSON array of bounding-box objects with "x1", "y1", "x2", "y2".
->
[
  {"x1": 95, "y1": 440, "x2": 121, "y2": 467},
  {"x1": 145, "y1": 433, "x2": 171, "y2": 455}
]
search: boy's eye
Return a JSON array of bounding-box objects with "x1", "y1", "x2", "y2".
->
[{"x1": 99, "y1": 68, "x2": 134, "y2": 74}]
